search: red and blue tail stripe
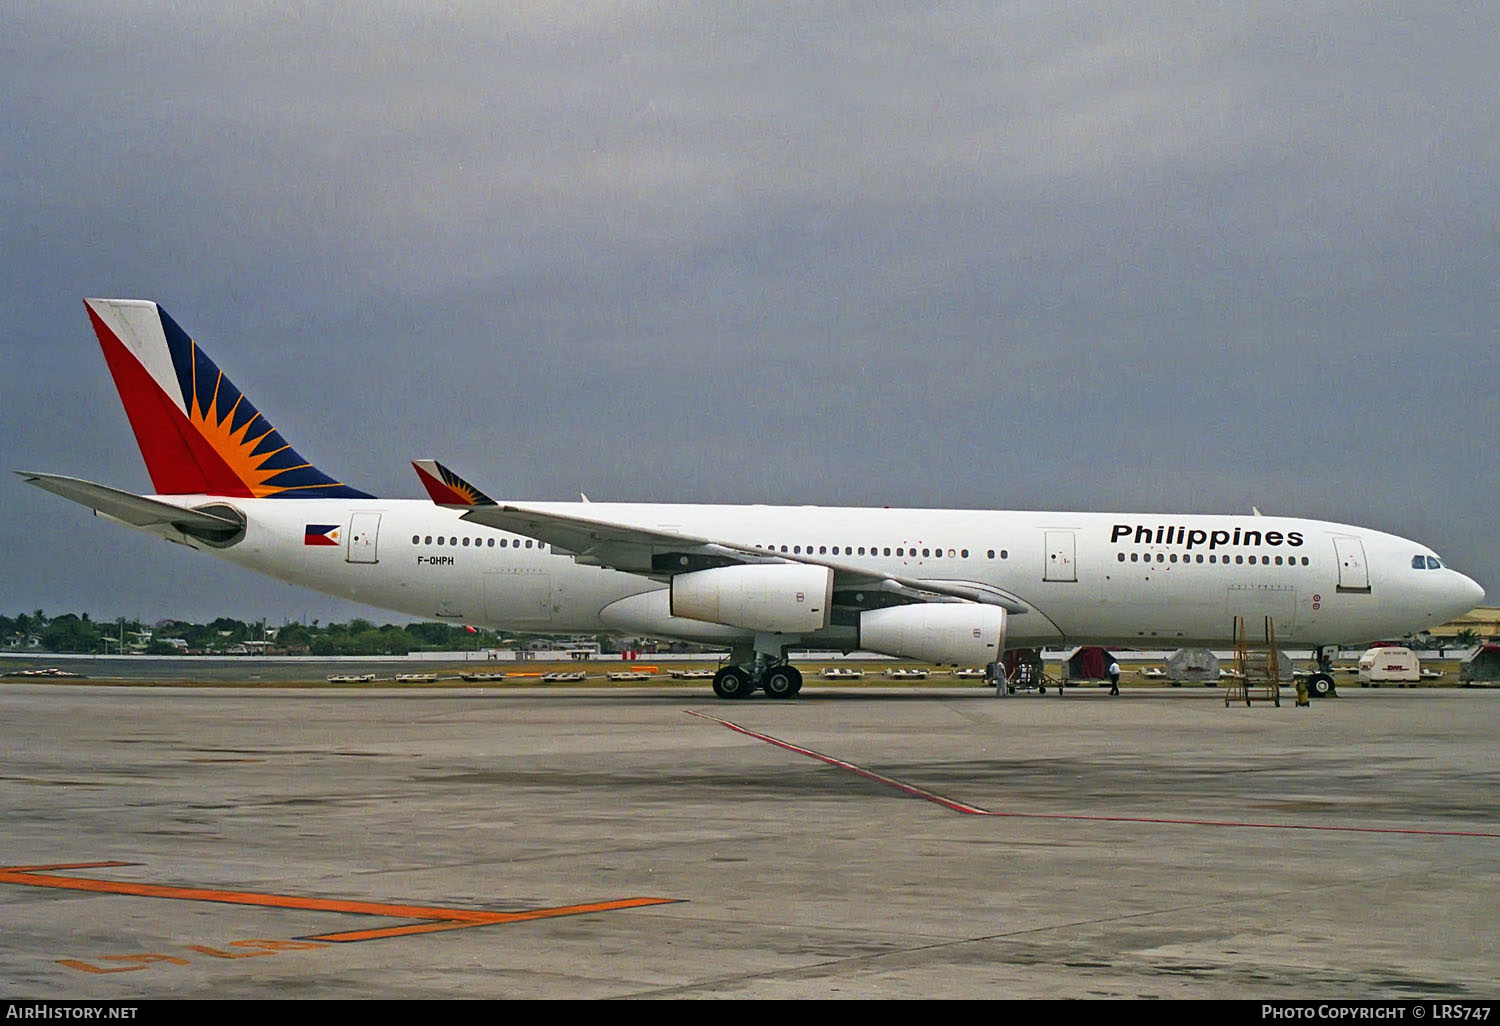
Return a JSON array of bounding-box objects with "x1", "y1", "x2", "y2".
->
[{"x1": 86, "y1": 299, "x2": 372, "y2": 499}]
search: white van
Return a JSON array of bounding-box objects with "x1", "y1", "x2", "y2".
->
[{"x1": 1357, "y1": 647, "x2": 1421, "y2": 685}]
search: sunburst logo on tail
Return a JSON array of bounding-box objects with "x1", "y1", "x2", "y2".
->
[
  {"x1": 85, "y1": 297, "x2": 373, "y2": 500},
  {"x1": 412, "y1": 460, "x2": 496, "y2": 506}
]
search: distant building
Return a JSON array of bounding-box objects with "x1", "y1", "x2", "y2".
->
[{"x1": 1429, "y1": 606, "x2": 1500, "y2": 643}]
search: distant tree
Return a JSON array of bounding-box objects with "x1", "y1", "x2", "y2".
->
[
  {"x1": 1455, "y1": 628, "x2": 1480, "y2": 646},
  {"x1": 406, "y1": 622, "x2": 453, "y2": 647},
  {"x1": 42, "y1": 614, "x2": 101, "y2": 653},
  {"x1": 276, "y1": 623, "x2": 313, "y2": 650},
  {"x1": 206, "y1": 617, "x2": 248, "y2": 642}
]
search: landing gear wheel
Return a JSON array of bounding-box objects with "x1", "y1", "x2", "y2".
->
[
  {"x1": 712, "y1": 666, "x2": 753, "y2": 699},
  {"x1": 1309, "y1": 673, "x2": 1335, "y2": 699},
  {"x1": 763, "y1": 665, "x2": 802, "y2": 700}
]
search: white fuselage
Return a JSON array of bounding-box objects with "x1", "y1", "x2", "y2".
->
[{"x1": 144, "y1": 497, "x2": 1483, "y2": 651}]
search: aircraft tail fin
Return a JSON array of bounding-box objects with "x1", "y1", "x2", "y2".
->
[
  {"x1": 83, "y1": 298, "x2": 372, "y2": 499},
  {"x1": 412, "y1": 459, "x2": 497, "y2": 506}
]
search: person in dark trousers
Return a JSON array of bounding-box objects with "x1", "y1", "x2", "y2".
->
[{"x1": 1108, "y1": 660, "x2": 1121, "y2": 695}]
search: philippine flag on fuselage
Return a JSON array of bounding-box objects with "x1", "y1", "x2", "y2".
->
[{"x1": 304, "y1": 524, "x2": 341, "y2": 546}]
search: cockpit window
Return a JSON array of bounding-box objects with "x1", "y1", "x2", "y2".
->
[
  {"x1": 1427, "y1": 556, "x2": 1443, "y2": 570},
  {"x1": 1412, "y1": 555, "x2": 1427, "y2": 569}
]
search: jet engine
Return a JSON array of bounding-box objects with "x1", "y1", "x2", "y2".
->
[
  {"x1": 858, "y1": 603, "x2": 1007, "y2": 664},
  {"x1": 670, "y1": 564, "x2": 833, "y2": 633}
]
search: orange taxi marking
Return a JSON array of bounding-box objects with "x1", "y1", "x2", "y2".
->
[{"x1": 1, "y1": 861, "x2": 677, "y2": 942}]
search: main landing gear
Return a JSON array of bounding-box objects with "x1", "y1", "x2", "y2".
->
[{"x1": 712, "y1": 645, "x2": 804, "y2": 700}]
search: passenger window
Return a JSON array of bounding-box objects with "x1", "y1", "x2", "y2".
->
[
  {"x1": 437, "y1": 536, "x2": 445, "y2": 546},
  {"x1": 463, "y1": 537, "x2": 470, "y2": 546},
  {"x1": 525, "y1": 540, "x2": 533, "y2": 548},
  {"x1": 424, "y1": 535, "x2": 432, "y2": 545}
]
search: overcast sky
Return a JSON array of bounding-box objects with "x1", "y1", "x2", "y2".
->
[{"x1": 1, "y1": 2, "x2": 1494, "y2": 626}]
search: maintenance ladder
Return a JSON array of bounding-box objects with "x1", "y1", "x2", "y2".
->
[
  {"x1": 1001, "y1": 649, "x2": 1064, "y2": 695},
  {"x1": 1228, "y1": 614, "x2": 1281, "y2": 707}
]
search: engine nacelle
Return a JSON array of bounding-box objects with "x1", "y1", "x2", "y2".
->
[
  {"x1": 858, "y1": 604, "x2": 1007, "y2": 665},
  {"x1": 670, "y1": 564, "x2": 833, "y2": 633}
]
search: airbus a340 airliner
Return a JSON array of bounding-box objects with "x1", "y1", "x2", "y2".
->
[{"x1": 20, "y1": 299, "x2": 1485, "y2": 698}]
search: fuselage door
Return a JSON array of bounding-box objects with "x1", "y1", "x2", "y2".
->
[
  {"x1": 347, "y1": 512, "x2": 381, "y2": 564},
  {"x1": 1333, "y1": 536, "x2": 1370, "y2": 593},
  {"x1": 1043, "y1": 530, "x2": 1077, "y2": 582},
  {"x1": 484, "y1": 569, "x2": 553, "y2": 624}
]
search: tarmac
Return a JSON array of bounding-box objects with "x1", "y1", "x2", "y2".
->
[{"x1": 1, "y1": 682, "x2": 1497, "y2": 999}]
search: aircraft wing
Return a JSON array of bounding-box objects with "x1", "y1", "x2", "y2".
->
[
  {"x1": 16, "y1": 471, "x2": 244, "y2": 539},
  {"x1": 411, "y1": 460, "x2": 1029, "y2": 614}
]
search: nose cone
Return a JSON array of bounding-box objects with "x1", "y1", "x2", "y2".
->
[
  {"x1": 1445, "y1": 572, "x2": 1486, "y2": 620},
  {"x1": 1460, "y1": 573, "x2": 1486, "y2": 609}
]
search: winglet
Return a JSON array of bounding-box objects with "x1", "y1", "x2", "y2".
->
[{"x1": 412, "y1": 460, "x2": 497, "y2": 506}]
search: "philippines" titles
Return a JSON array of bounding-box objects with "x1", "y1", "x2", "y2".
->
[{"x1": 1110, "y1": 524, "x2": 1304, "y2": 551}]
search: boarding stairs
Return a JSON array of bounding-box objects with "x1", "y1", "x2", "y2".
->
[{"x1": 1228, "y1": 615, "x2": 1281, "y2": 707}]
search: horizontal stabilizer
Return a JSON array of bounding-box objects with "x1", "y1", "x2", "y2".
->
[
  {"x1": 16, "y1": 471, "x2": 243, "y2": 538},
  {"x1": 412, "y1": 460, "x2": 497, "y2": 506}
]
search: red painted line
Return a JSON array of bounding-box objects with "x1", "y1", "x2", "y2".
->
[
  {"x1": 687, "y1": 710, "x2": 1500, "y2": 839},
  {"x1": 686, "y1": 709, "x2": 989, "y2": 814}
]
